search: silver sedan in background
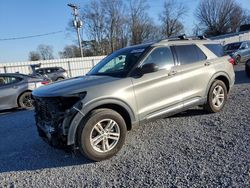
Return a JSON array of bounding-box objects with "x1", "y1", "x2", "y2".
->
[{"x1": 0, "y1": 73, "x2": 49, "y2": 110}]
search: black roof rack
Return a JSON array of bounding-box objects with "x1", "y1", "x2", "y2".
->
[{"x1": 159, "y1": 34, "x2": 208, "y2": 42}]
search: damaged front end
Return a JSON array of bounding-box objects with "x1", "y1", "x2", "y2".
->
[{"x1": 33, "y1": 93, "x2": 85, "y2": 148}]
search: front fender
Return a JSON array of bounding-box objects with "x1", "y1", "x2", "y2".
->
[{"x1": 67, "y1": 98, "x2": 137, "y2": 146}]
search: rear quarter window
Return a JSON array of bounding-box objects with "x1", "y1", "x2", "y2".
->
[
  {"x1": 174, "y1": 44, "x2": 207, "y2": 65},
  {"x1": 205, "y1": 44, "x2": 226, "y2": 57}
]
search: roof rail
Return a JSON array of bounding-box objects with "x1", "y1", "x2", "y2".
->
[
  {"x1": 197, "y1": 35, "x2": 208, "y2": 40},
  {"x1": 159, "y1": 34, "x2": 209, "y2": 42}
]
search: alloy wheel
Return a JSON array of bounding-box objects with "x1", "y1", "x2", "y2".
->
[
  {"x1": 90, "y1": 119, "x2": 120, "y2": 153},
  {"x1": 212, "y1": 85, "x2": 225, "y2": 108}
]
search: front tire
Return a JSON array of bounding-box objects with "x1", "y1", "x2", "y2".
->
[
  {"x1": 77, "y1": 109, "x2": 127, "y2": 161},
  {"x1": 204, "y1": 80, "x2": 227, "y2": 113}
]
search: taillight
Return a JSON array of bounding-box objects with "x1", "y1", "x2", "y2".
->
[
  {"x1": 228, "y1": 58, "x2": 235, "y2": 65},
  {"x1": 41, "y1": 81, "x2": 49, "y2": 85}
]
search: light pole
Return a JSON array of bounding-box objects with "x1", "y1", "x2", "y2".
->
[{"x1": 67, "y1": 3, "x2": 84, "y2": 57}]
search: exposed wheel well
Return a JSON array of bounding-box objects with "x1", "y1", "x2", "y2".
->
[
  {"x1": 17, "y1": 90, "x2": 32, "y2": 107},
  {"x1": 56, "y1": 77, "x2": 64, "y2": 81},
  {"x1": 214, "y1": 76, "x2": 230, "y2": 93},
  {"x1": 93, "y1": 104, "x2": 132, "y2": 131}
]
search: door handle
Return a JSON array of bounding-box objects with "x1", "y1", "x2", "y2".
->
[
  {"x1": 204, "y1": 62, "x2": 211, "y2": 66},
  {"x1": 12, "y1": 85, "x2": 18, "y2": 89},
  {"x1": 168, "y1": 70, "x2": 177, "y2": 76}
]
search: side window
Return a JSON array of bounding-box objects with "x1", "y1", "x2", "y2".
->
[
  {"x1": 51, "y1": 68, "x2": 59, "y2": 73},
  {"x1": 142, "y1": 47, "x2": 174, "y2": 69},
  {"x1": 204, "y1": 44, "x2": 226, "y2": 57},
  {"x1": 36, "y1": 69, "x2": 44, "y2": 75},
  {"x1": 174, "y1": 44, "x2": 207, "y2": 65},
  {"x1": 240, "y1": 42, "x2": 249, "y2": 49},
  {"x1": 0, "y1": 76, "x2": 22, "y2": 86},
  {"x1": 58, "y1": 67, "x2": 65, "y2": 72},
  {"x1": 0, "y1": 77, "x2": 5, "y2": 85},
  {"x1": 46, "y1": 69, "x2": 52, "y2": 74}
]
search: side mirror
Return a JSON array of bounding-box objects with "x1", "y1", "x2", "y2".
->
[
  {"x1": 141, "y1": 63, "x2": 159, "y2": 74},
  {"x1": 240, "y1": 46, "x2": 246, "y2": 50}
]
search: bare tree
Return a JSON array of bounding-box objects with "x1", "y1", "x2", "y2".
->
[
  {"x1": 37, "y1": 44, "x2": 54, "y2": 60},
  {"x1": 59, "y1": 45, "x2": 81, "y2": 58},
  {"x1": 78, "y1": 0, "x2": 160, "y2": 54},
  {"x1": 195, "y1": 0, "x2": 249, "y2": 36},
  {"x1": 82, "y1": 0, "x2": 107, "y2": 55},
  {"x1": 159, "y1": 0, "x2": 187, "y2": 37},
  {"x1": 128, "y1": 0, "x2": 154, "y2": 45},
  {"x1": 82, "y1": 0, "x2": 128, "y2": 54},
  {"x1": 101, "y1": 0, "x2": 128, "y2": 52},
  {"x1": 28, "y1": 51, "x2": 41, "y2": 61}
]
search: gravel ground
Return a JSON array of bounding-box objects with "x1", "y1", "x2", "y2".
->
[{"x1": 0, "y1": 65, "x2": 249, "y2": 187}]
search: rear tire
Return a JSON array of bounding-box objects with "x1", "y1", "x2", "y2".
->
[
  {"x1": 56, "y1": 77, "x2": 64, "y2": 81},
  {"x1": 246, "y1": 60, "x2": 250, "y2": 77},
  {"x1": 235, "y1": 55, "x2": 241, "y2": 65},
  {"x1": 247, "y1": 70, "x2": 250, "y2": 78},
  {"x1": 18, "y1": 91, "x2": 33, "y2": 109},
  {"x1": 204, "y1": 80, "x2": 227, "y2": 113},
  {"x1": 77, "y1": 109, "x2": 127, "y2": 161}
]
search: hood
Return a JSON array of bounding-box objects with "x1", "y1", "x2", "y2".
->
[{"x1": 32, "y1": 75, "x2": 119, "y2": 97}]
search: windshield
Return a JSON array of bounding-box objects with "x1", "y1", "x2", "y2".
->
[
  {"x1": 225, "y1": 42, "x2": 242, "y2": 51},
  {"x1": 88, "y1": 44, "x2": 150, "y2": 77}
]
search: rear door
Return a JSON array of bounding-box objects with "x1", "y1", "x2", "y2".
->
[
  {"x1": 240, "y1": 42, "x2": 250, "y2": 62},
  {"x1": 172, "y1": 44, "x2": 212, "y2": 105},
  {"x1": 46, "y1": 68, "x2": 59, "y2": 81},
  {"x1": 131, "y1": 46, "x2": 183, "y2": 120}
]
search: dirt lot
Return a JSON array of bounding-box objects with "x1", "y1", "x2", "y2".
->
[{"x1": 0, "y1": 65, "x2": 249, "y2": 187}]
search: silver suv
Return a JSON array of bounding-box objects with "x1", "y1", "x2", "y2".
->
[
  {"x1": 35, "y1": 67, "x2": 68, "y2": 81},
  {"x1": 33, "y1": 37, "x2": 235, "y2": 161},
  {"x1": 224, "y1": 41, "x2": 250, "y2": 64}
]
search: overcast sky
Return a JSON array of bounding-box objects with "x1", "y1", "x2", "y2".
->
[{"x1": 0, "y1": 0, "x2": 249, "y2": 63}]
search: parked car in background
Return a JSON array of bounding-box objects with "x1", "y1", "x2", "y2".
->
[
  {"x1": 33, "y1": 36, "x2": 235, "y2": 161},
  {"x1": 0, "y1": 73, "x2": 49, "y2": 110},
  {"x1": 224, "y1": 41, "x2": 250, "y2": 64},
  {"x1": 246, "y1": 60, "x2": 250, "y2": 77},
  {"x1": 35, "y1": 67, "x2": 68, "y2": 81}
]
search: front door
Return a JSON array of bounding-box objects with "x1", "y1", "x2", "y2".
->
[{"x1": 131, "y1": 46, "x2": 183, "y2": 120}]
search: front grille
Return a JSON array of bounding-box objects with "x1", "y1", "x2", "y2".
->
[
  {"x1": 33, "y1": 96, "x2": 78, "y2": 148},
  {"x1": 33, "y1": 97, "x2": 64, "y2": 130},
  {"x1": 33, "y1": 96, "x2": 80, "y2": 133},
  {"x1": 34, "y1": 98, "x2": 53, "y2": 122},
  {"x1": 39, "y1": 102, "x2": 48, "y2": 120}
]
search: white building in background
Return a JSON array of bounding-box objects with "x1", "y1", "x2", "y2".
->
[{"x1": 210, "y1": 30, "x2": 250, "y2": 45}]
